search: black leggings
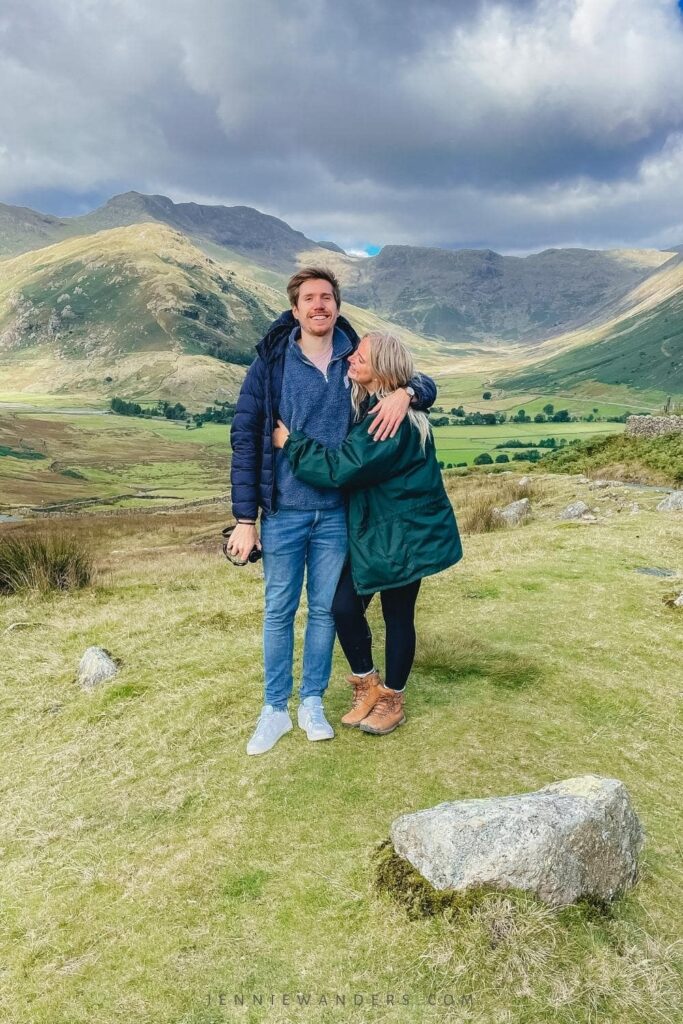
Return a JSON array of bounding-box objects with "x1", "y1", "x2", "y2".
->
[{"x1": 332, "y1": 561, "x2": 421, "y2": 691}]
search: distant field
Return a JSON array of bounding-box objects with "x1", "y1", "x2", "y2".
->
[
  {"x1": 1, "y1": 398, "x2": 630, "y2": 510},
  {"x1": 431, "y1": 372, "x2": 669, "y2": 418},
  {"x1": 432, "y1": 421, "x2": 625, "y2": 466},
  {"x1": 0, "y1": 407, "x2": 231, "y2": 510}
]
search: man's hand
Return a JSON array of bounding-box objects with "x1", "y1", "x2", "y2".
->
[
  {"x1": 227, "y1": 522, "x2": 261, "y2": 562},
  {"x1": 272, "y1": 419, "x2": 290, "y2": 449},
  {"x1": 366, "y1": 388, "x2": 411, "y2": 441}
]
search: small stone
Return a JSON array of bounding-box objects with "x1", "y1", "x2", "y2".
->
[
  {"x1": 558, "y1": 500, "x2": 591, "y2": 520},
  {"x1": 575, "y1": 475, "x2": 590, "y2": 484},
  {"x1": 674, "y1": 593, "x2": 683, "y2": 607},
  {"x1": 634, "y1": 567, "x2": 678, "y2": 578},
  {"x1": 493, "y1": 498, "x2": 531, "y2": 526},
  {"x1": 589, "y1": 479, "x2": 611, "y2": 490},
  {"x1": 389, "y1": 775, "x2": 644, "y2": 908},
  {"x1": 77, "y1": 647, "x2": 118, "y2": 690},
  {"x1": 656, "y1": 491, "x2": 683, "y2": 512},
  {"x1": 518, "y1": 476, "x2": 532, "y2": 487}
]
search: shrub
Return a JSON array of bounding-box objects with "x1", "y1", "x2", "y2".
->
[
  {"x1": 473, "y1": 453, "x2": 494, "y2": 465},
  {"x1": 0, "y1": 534, "x2": 93, "y2": 595}
]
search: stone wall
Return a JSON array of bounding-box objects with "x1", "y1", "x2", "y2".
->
[{"x1": 625, "y1": 415, "x2": 683, "y2": 439}]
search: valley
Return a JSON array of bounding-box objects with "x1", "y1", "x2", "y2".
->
[{"x1": 1, "y1": 191, "x2": 681, "y2": 513}]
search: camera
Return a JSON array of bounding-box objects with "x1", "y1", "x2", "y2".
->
[{"x1": 221, "y1": 525, "x2": 263, "y2": 566}]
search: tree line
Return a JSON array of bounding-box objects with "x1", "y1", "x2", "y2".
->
[{"x1": 110, "y1": 397, "x2": 237, "y2": 427}]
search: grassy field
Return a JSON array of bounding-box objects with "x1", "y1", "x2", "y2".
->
[
  {"x1": 430, "y1": 372, "x2": 670, "y2": 418},
  {"x1": 1, "y1": 400, "x2": 632, "y2": 510},
  {"x1": 0, "y1": 475, "x2": 682, "y2": 1023},
  {"x1": 432, "y1": 421, "x2": 625, "y2": 466},
  {"x1": 0, "y1": 408, "x2": 231, "y2": 510}
]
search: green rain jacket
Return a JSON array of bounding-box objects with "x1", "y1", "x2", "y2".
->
[{"x1": 283, "y1": 409, "x2": 463, "y2": 595}]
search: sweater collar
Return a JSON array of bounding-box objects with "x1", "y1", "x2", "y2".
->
[{"x1": 287, "y1": 324, "x2": 353, "y2": 362}]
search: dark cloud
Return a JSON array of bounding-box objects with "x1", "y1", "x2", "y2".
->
[{"x1": 2, "y1": 0, "x2": 683, "y2": 252}]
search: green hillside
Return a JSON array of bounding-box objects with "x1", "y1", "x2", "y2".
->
[
  {"x1": 0, "y1": 223, "x2": 286, "y2": 401},
  {"x1": 498, "y1": 290, "x2": 683, "y2": 394},
  {"x1": 541, "y1": 431, "x2": 683, "y2": 484},
  {"x1": 0, "y1": 222, "x2": 277, "y2": 361}
]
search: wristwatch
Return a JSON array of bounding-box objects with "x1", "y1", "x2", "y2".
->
[{"x1": 404, "y1": 386, "x2": 416, "y2": 401}]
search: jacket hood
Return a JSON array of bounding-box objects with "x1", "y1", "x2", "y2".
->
[{"x1": 256, "y1": 310, "x2": 359, "y2": 361}]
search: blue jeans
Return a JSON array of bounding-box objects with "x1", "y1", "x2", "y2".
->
[{"x1": 260, "y1": 507, "x2": 348, "y2": 709}]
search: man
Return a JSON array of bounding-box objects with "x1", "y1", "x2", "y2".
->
[{"x1": 228, "y1": 268, "x2": 436, "y2": 755}]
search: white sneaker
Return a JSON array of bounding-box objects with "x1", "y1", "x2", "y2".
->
[
  {"x1": 246, "y1": 705, "x2": 292, "y2": 756},
  {"x1": 297, "y1": 696, "x2": 335, "y2": 742}
]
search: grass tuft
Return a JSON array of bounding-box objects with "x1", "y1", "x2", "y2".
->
[
  {"x1": 454, "y1": 475, "x2": 535, "y2": 535},
  {"x1": 0, "y1": 532, "x2": 93, "y2": 595}
]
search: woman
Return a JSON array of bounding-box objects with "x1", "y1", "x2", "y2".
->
[{"x1": 272, "y1": 331, "x2": 462, "y2": 736}]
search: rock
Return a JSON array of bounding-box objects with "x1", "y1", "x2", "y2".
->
[
  {"x1": 77, "y1": 646, "x2": 118, "y2": 690},
  {"x1": 518, "y1": 476, "x2": 532, "y2": 487},
  {"x1": 634, "y1": 567, "x2": 678, "y2": 578},
  {"x1": 575, "y1": 475, "x2": 590, "y2": 484},
  {"x1": 492, "y1": 498, "x2": 531, "y2": 526},
  {"x1": 558, "y1": 500, "x2": 591, "y2": 520},
  {"x1": 589, "y1": 479, "x2": 611, "y2": 489},
  {"x1": 674, "y1": 593, "x2": 683, "y2": 608},
  {"x1": 656, "y1": 491, "x2": 683, "y2": 512},
  {"x1": 390, "y1": 775, "x2": 644, "y2": 908}
]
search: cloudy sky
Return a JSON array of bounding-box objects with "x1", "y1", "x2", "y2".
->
[{"x1": 3, "y1": 0, "x2": 683, "y2": 254}]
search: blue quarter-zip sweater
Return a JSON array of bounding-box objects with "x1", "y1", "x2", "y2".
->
[{"x1": 276, "y1": 325, "x2": 353, "y2": 509}]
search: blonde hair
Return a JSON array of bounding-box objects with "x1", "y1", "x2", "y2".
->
[{"x1": 352, "y1": 332, "x2": 431, "y2": 451}]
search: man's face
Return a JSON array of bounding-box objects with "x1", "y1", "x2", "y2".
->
[{"x1": 292, "y1": 278, "x2": 339, "y2": 337}]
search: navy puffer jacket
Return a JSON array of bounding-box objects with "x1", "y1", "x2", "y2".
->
[{"x1": 229, "y1": 310, "x2": 437, "y2": 520}]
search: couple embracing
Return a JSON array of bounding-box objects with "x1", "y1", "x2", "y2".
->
[{"x1": 227, "y1": 268, "x2": 462, "y2": 755}]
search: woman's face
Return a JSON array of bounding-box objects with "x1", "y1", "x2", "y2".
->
[{"x1": 347, "y1": 336, "x2": 375, "y2": 387}]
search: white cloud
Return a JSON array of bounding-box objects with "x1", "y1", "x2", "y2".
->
[{"x1": 1, "y1": 0, "x2": 683, "y2": 251}]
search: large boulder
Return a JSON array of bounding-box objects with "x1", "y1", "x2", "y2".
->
[
  {"x1": 656, "y1": 491, "x2": 683, "y2": 512},
  {"x1": 390, "y1": 775, "x2": 644, "y2": 908}
]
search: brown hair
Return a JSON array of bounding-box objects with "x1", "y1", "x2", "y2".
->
[{"x1": 286, "y1": 267, "x2": 341, "y2": 309}]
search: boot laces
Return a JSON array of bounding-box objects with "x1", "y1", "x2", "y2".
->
[
  {"x1": 349, "y1": 677, "x2": 372, "y2": 708},
  {"x1": 373, "y1": 691, "x2": 402, "y2": 718}
]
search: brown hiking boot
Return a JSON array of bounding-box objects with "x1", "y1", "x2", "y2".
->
[
  {"x1": 359, "y1": 685, "x2": 406, "y2": 735},
  {"x1": 341, "y1": 670, "x2": 382, "y2": 727}
]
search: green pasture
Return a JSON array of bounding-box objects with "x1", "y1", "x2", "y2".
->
[
  {"x1": 432, "y1": 420, "x2": 625, "y2": 466},
  {"x1": 0, "y1": 476, "x2": 681, "y2": 1023},
  {"x1": 430, "y1": 372, "x2": 670, "y2": 418}
]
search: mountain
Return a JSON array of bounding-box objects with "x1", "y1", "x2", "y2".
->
[
  {"x1": 0, "y1": 221, "x2": 450, "y2": 401},
  {"x1": 0, "y1": 203, "x2": 69, "y2": 256},
  {"x1": 342, "y1": 244, "x2": 674, "y2": 344},
  {"x1": 1, "y1": 191, "x2": 682, "y2": 399},
  {"x1": 0, "y1": 192, "x2": 343, "y2": 271},
  {"x1": 498, "y1": 252, "x2": 683, "y2": 393},
  {"x1": 0, "y1": 222, "x2": 281, "y2": 401}
]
